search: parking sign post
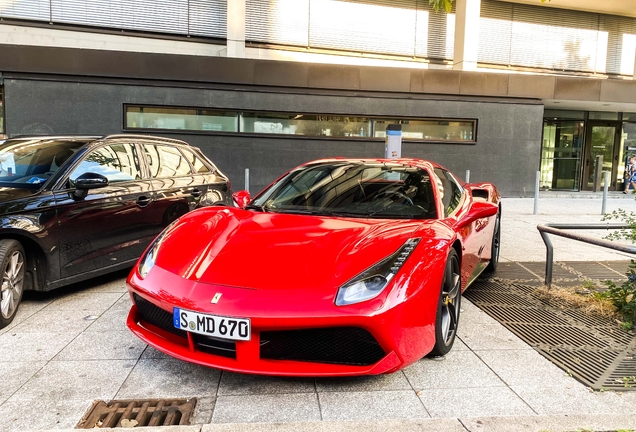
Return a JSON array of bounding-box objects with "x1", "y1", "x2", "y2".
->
[{"x1": 385, "y1": 124, "x2": 402, "y2": 159}]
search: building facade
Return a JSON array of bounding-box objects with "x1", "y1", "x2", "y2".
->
[{"x1": 0, "y1": 0, "x2": 635, "y2": 196}]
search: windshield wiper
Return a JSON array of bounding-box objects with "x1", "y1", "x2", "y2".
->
[
  {"x1": 267, "y1": 208, "x2": 319, "y2": 215},
  {"x1": 244, "y1": 203, "x2": 269, "y2": 212}
]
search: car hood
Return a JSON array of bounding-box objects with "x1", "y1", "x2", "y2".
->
[{"x1": 155, "y1": 207, "x2": 441, "y2": 292}]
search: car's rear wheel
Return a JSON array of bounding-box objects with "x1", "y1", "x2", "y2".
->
[
  {"x1": 0, "y1": 240, "x2": 26, "y2": 329},
  {"x1": 485, "y1": 208, "x2": 501, "y2": 273},
  {"x1": 428, "y1": 249, "x2": 461, "y2": 357}
]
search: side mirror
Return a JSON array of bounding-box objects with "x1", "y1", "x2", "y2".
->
[
  {"x1": 73, "y1": 172, "x2": 109, "y2": 200},
  {"x1": 462, "y1": 201, "x2": 498, "y2": 225},
  {"x1": 232, "y1": 190, "x2": 251, "y2": 209}
]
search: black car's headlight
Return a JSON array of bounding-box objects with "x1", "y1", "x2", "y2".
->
[
  {"x1": 335, "y1": 238, "x2": 421, "y2": 306},
  {"x1": 138, "y1": 240, "x2": 160, "y2": 279},
  {"x1": 138, "y1": 222, "x2": 177, "y2": 279}
]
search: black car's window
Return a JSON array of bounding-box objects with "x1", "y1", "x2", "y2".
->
[
  {"x1": 0, "y1": 139, "x2": 86, "y2": 188},
  {"x1": 69, "y1": 143, "x2": 141, "y2": 186},
  {"x1": 434, "y1": 168, "x2": 463, "y2": 217},
  {"x1": 144, "y1": 144, "x2": 192, "y2": 178},
  {"x1": 180, "y1": 147, "x2": 211, "y2": 173},
  {"x1": 250, "y1": 162, "x2": 437, "y2": 219}
]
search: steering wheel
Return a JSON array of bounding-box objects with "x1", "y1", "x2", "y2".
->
[{"x1": 372, "y1": 190, "x2": 414, "y2": 206}]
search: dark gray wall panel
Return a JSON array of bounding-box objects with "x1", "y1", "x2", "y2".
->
[{"x1": 4, "y1": 79, "x2": 542, "y2": 196}]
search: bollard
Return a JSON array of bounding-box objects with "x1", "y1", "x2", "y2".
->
[
  {"x1": 465, "y1": 170, "x2": 470, "y2": 183},
  {"x1": 601, "y1": 171, "x2": 609, "y2": 215},
  {"x1": 245, "y1": 168, "x2": 250, "y2": 193},
  {"x1": 533, "y1": 170, "x2": 540, "y2": 215},
  {"x1": 593, "y1": 155, "x2": 603, "y2": 192}
]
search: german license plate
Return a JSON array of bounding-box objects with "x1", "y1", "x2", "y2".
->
[{"x1": 173, "y1": 308, "x2": 250, "y2": 341}]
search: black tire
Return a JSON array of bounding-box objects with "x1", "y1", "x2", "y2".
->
[
  {"x1": 428, "y1": 248, "x2": 461, "y2": 357},
  {"x1": 162, "y1": 203, "x2": 189, "y2": 226},
  {"x1": 0, "y1": 239, "x2": 26, "y2": 329},
  {"x1": 485, "y1": 207, "x2": 501, "y2": 273}
]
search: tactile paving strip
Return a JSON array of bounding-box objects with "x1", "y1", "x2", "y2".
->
[{"x1": 465, "y1": 274, "x2": 635, "y2": 391}]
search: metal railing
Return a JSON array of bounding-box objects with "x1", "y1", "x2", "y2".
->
[{"x1": 537, "y1": 223, "x2": 636, "y2": 288}]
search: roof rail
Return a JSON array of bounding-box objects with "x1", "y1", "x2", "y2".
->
[
  {"x1": 101, "y1": 134, "x2": 190, "y2": 146},
  {"x1": 7, "y1": 135, "x2": 101, "y2": 140}
]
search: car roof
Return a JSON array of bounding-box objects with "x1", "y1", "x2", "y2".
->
[
  {"x1": 301, "y1": 157, "x2": 442, "y2": 171},
  {"x1": 5, "y1": 134, "x2": 190, "y2": 147}
]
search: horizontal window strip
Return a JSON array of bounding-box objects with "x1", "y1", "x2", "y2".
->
[{"x1": 124, "y1": 105, "x2": 476, "y2": 143}]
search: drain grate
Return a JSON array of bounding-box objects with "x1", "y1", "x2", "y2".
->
[
  {"x1": 539, "y1": 348, "x2": 621, "y2": 384},
  {"x1": 489, "y1": 263, "x2": 539, "y2": 280},
  {"x1": 76, "y1": 398, "x2": 197, "y2": 429},
  {"x1": 479, "y1": 305, "x2": 570, "y2": 326},
  {"x1": 565, "y1": 261, "x2": 627, "y2": 281},
  {"x1": 465, "y1": 267, "x2": 636, "y2": 391},
  {"x1": 467, "y1": 290, "x2": 536, "y2": 307},
  {"x1": 505, "y1": 323, "x2": 610, "y2": 349}
]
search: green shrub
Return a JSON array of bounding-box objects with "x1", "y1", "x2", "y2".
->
[{"x1": 600, "y1": 261, "x2": 636, "y2": 330}]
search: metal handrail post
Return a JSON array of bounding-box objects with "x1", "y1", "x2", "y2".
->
[
  {"x1": 537, "y1": 222, "x2": 636, "y2": 290},
  {"x1": 539, "y1": 230, "x2": 554, "y2": 288}
]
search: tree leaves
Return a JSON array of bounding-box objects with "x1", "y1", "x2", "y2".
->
[{"x1": 429, "y1": 0, "x2": 454, "y2": 13}]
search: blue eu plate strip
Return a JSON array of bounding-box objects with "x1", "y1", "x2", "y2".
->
[{"x1": 173, "y1": 308, "x2": 181, "y2": 329}]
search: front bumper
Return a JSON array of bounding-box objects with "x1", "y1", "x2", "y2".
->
[{"x1": 127, "y1": 266, "x2": 434, "y2": 376}]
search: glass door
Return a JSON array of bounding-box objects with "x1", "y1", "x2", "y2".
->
[
  {"x1": 583, "y1": 122, "x2": 621, "y2": 191},
  {"x1": 540, "y1": 120, "x2": 583, "y2": 190}
]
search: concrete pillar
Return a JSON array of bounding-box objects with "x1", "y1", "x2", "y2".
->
[
  {"x1": 453, "y1": 0, "x2": 481, "y2": 71},
  {"x1": 226, "y1": 0, "x2": 245, "y2": 58}
]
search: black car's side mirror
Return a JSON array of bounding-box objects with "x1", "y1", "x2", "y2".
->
[{"x1": 72, "y1": 172, "x2": 109, "y2": 200}]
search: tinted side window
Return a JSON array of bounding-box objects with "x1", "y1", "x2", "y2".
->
[
  {"x1": 69, "y1": 143, "x2": 141, "y2": 186},
  {"x1": 144, "y1": 144, "x2": 192, "y2": 178},
  {"x1": 180, "y1": 147, "x2": 211, "y2": 173},
  {"x1": 434, "y1": 168, "x2": 463, "y2": 217}
]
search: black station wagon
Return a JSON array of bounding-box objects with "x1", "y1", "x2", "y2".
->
[{"x1": 0, "y1": 134, "x2": 232, "y2": 329}]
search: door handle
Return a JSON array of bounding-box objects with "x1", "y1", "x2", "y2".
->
[
  {"x1": 191, "y1": 189, "x2": 202, "y2": 198},
  {"x1": 136, "y1": 196, "x2": 151, "y2": 207}
]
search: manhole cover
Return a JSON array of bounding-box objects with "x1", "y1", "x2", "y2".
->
[{"x1": 76, "y1": 398, "x2": 197, "y2": 428}]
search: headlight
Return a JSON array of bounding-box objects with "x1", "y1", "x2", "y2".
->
[
  {"x1": 335, "y1": 238, "x2": 421, "y2": 306},
  {"x1": 138, "y1": 240, "x2": 160, "y2": 279},
  {"x1": 138, "y1": 222, "x2": 178, "y2": 279}
]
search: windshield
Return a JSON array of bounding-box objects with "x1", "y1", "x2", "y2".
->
[
  {"x1": 0, "y1": 138, "x2": 87, "y2": 188},
  {"x1": 251, "y1": 161, "x2": 437, "y2": 219}
]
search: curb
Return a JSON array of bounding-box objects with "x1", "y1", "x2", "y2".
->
[{"x1": 24, "y1": 414, "x2": 636, "y2": 432}]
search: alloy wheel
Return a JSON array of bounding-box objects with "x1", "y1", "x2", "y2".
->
[
  {"x1": 440, "y1": 254, "x2": 461, "y2": 345},
  {"x1": 492, "y1": 215, "x2": 501, "y2": 263},
  {"x1": 0, "y1": 250, "x2": 25, "y2": 320}
]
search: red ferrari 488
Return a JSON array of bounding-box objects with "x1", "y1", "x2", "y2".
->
[{"x1": 127, "y1": 158, "x2": 500, "y2": 376}]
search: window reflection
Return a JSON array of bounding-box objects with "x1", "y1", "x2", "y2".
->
[
  {"x1": 144, "y1": 145, "x2": 192, "y2": 178},
  {"x1": 374, "y1": 119, "x2": 474, "y2": 141},
  {"x1": 70, "y1": 144, "x2": 141, "y2": 185},
  {"x1": 241, "y1": 113, "x2": 370, "y2": 137},
  {"x1": 126, "y1": 106, "x2": 238, "y2": 132}
]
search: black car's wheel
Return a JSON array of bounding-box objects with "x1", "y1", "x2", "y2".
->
[
  {"x1": 0, "y1": 240, "x2": 26, "y2": 329},
  {"x1": 428, "y1": 249, "x2": 461, "y2": 357},
  {"x1": 485, "y1": 208, "x2": 501, "y2": 273},
  {"x1": 162, "y1": 203, "x2": 189, "y2": 226}
]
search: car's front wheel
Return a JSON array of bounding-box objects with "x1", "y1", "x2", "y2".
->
[
  {"x1": 485, "y1": 207, "x2": 501, "y2": 273},
  {"x1": 0, "y1": 239, "x2": 26, "y2": 329},
  {"x1": 428, "y1": 248, "x2": 461, "y2": 357}
]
